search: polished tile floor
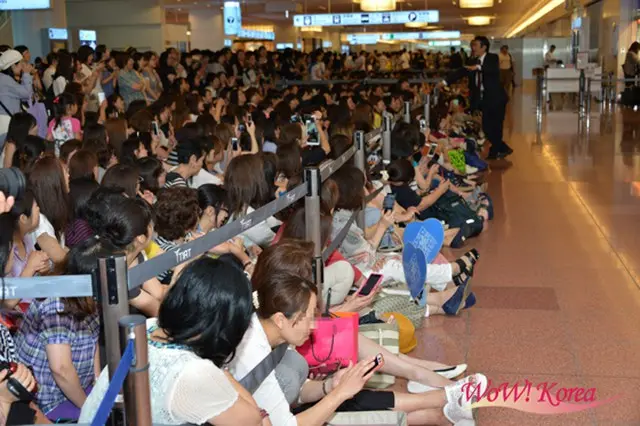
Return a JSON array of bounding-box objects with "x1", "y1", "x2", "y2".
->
[{"x1": 414, "y1": 86, "x2": 640, "y2": 425}]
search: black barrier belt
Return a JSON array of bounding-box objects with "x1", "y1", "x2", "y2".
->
[
  {"x1": 320, "y1": 145, "x2": 356, "y2": 182},
  {"x1": 322, "y1": 210, "x2": 359, "y2": 262},
  {"x1": 364, "y1": 185, "x2": 385, "y2": 204},
  {"x1": 276, "y1": 77, "x2": 442, "y2": 88},
  {"x1": 3, "y1": 274, "x2": 94, "y2": 299},
  {"x1": 128, "y1": 184, "x2": 308, "y2": 289}
]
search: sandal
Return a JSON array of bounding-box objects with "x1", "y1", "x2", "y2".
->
[{"x1": 455, "y1": 249, "x2": 480, "y2": 276}]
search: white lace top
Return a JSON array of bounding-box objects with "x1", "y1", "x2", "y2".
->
[{"x1": 78, "y1": 319, "x2": 238, "y2": 425}]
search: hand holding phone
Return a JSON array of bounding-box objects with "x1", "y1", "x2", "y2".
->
[
  {"x1": 364, "y1": 354, "x2": 384, "y2": 376},
  {"x1": 357, "y1": 273, "x2": 383, "y2": 297},
  {"x1": 382, "y1": 194, "x2": 395, "y2": 213}
]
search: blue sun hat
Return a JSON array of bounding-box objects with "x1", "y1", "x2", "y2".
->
[
  {"x1": 402, "y1": 242, "x2": 428, "y2": 306},
  {"x1": 402, "y1": 218, "x2": 445, "y2": 264}
]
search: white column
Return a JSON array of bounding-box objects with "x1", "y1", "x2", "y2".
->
[{"x1": 189, "y1": 9, "x2": 225, "y2": 51}]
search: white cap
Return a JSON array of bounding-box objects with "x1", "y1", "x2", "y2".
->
[{"x1": 0, "y1": 50, "x2": 23, "y2": 71}]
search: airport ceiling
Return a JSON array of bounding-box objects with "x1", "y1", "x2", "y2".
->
[{"x1": 163, "y1": 0, "x2": 562, "y2": 37}]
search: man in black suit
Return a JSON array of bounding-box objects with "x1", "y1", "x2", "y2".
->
[
  {"x1": 449, "y1": 47, "x2": 463, "y2": 70},
  {"x1": 440, "y1": 36, "x2": 513, "y2": 159}
]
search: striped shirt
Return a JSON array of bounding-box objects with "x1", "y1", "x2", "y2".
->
[
  {"x1": 14, "y1": 298, "x2": 99, "y2": 413},
  {"x1": 163, "y1": 172, "x2": 188, "y2": 188}
]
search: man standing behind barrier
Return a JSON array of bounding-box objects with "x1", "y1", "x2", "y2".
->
[{"x1": 440, "y1": 36, "x2": 512, "y2": 160}]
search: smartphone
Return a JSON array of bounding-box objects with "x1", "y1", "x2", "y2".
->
[
  {"x1": 151, "y1": 121, "x2": 160, "y2": 136},
  {"x1": 290, "y1": 114, "x2": 301, "y2": 123},
  {"x1": 98, "y1": 92, "x2": 106, "y2": 104},
  {"x1": 358, "y1": 273, "x2": 383, "y2": 297},
  {"x1": 231, "y1": 137, "x2": 239, "y2": 150},
  {"x1": 305, "y1": 119, "x2": 320, "y2": 146},
  {"x1": 364, "y1": 354, "x2": 384, "y2": 377},
  {"x1": 419, "y1": 118, "x2": 427, "y2": 131},
  {"x1": 382, "y1": 194, "x2": 395, "y2": 213},
  {"x1": 238, "y1": 123, "x2": 246, "y2": 133},
  {"x1": 427, "y1": 153, "x2": 440, "y2": 168},
  {"x1": 426, "y1": 143, "x2": 438, "y2": 158},
  {"x1": 412, "y1": 151, "x2": 422, "y2": 165}
]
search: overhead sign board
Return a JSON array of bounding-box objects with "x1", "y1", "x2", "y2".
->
[
  {"x1": 347, "y1": 34, "x2": 380, "y2": 45},
  {"x1": 294, "y1": 10, "x2": 439, "y2": 27},
  {"x1": 223, "y1": 1, "x2": 242, "y2": 35},
  {"x1": 381, "y1": 31, "x2": 461, "y2": 40},
  {"x1": 237, "y1": 28, "x2": 275, "y2": 40}
]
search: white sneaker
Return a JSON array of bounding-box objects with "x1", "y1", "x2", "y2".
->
[
  {"x1": 466, "y1": 165, "x2": 479, "y2": 175},
  {"x1": 435, "y1": 363, "x2": 468, "y2": 379},
  {"x1": 443, "y1": 401, "x2": 474, "y2": 423}
]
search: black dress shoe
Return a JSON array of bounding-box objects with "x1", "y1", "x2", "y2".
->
[
  {"x1": 486, "y1": 152, "x2": 505, "y2": 160},
  {"x1": 502, "y1": 145, "x2": 514, "y2": 156}
]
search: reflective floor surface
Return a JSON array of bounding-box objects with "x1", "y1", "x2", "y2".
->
[{"x1": 407, "y1": 85, "x2": 640, "y2": 425}]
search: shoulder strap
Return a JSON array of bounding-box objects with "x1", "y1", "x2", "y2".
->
[
  {"x1": 238, "y1": 343, "x2": 288, "y2": 394},
  {"x1": 0, "y1": 100, "x2": 13, "y2": 117}
]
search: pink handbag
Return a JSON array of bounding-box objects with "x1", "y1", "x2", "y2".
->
[{"x1": 297, "y1": 312, "x2": 359, "y2": 374}]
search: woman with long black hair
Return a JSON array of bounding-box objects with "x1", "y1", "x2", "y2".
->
[{"x1": 79, "y1": 257, "x2": 265, "y2": 425}]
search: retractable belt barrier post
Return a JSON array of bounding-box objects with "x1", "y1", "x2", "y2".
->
[
  {"x1": 423, "y1": 94, "x2": 430, "y2": 128},
  {"x1": 304, "y1": 167, "x2": 324, "y2": 309},
  {"x1": 353, "y1": 131, "x2": 366, "y2": 230},
  {"x1": 403, "y1": 101, "x2": 412, "y2": 124},
  {"x1": 119, "y1": 315, "x2": 152, "y2": 426},
  {"x1": 97, "y1": 255, "x2": 130, "y2": 426},
  {"x1": 382, "y1": 112, "x2": 393, "y2": 165}
]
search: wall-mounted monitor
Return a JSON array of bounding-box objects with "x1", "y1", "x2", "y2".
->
[
  {"x1": 294, "y1": 10, "x2": 438, "y2": 27},
  {"x1": 48, "y1": 28, "x2": 68, "y2": 40},
  {"x1": 0, "y1": 0, "x2": 50, "y2": 10},
  {"x1": 79, "y1": 30, "x2": 97, "y2": 49},
  {"x1": 276, "y1": 43, "x2": 294, "y2": 50}
]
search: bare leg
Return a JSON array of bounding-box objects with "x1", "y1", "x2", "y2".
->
[
  {"x1": 398, "y1": 353, "x2": 452, "y2": 372},
  {"x1": 443, "y1": 228, "x2": 461, "y2": 247},
  {"x1": 407, "y1": 409, "x2": 451, "y2": 426},
  {"x1": 358, "y1": 335, "x2": 453, "y2": 387},
  {"x1": 392, "y1": 390, "x2": 446, "y2": 411}
]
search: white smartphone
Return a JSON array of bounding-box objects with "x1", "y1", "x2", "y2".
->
[{"x1": 98, "y1": 92, "x2": 106, "y2": 104}]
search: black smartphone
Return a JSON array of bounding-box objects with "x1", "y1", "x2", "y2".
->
[
  {"x1": 427, "y1": 153, "x2": 440, "y2": 168},
  {"x1": 364, "y1": 354, "x2": 384, "y2": 376},
  {"x1": 151, "y1": 121, "x2": 160, "y2": 136},
  {"x1": 358, "y1": 273, "x2": 383, "y2": 297},
  {"x1": 383, "y1": 194, "x2": 395, "y2": 213},
  {"x1": 290, "y1": 114, "x2": 301, "y2": 123},
  {"x1": 238, "y1": 123, "x2": 246, "y2": 133},
  {"x1": 34, "y1": 243, "x2": 42, "y2": 251},
  {"x1": 231, "y1": 137, "x2": 239, "y2": 150},
  {"x1": 412, "y1": 151, "x2": 422, "y2": 164}
]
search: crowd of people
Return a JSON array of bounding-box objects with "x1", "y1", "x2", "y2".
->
[{"x1": 0, "y1": 36, "x2": 511, "y2": 426}]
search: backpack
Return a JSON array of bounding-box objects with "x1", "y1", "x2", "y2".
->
[{"x1": 431, "y1": 191, "x2": 483, "y2": 239}]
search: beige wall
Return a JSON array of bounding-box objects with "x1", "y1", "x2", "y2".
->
[{"x1": 66, "y1": 0, "x2": 164, "y2": 52}]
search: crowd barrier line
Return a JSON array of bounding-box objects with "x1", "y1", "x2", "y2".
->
[{"x1": 2, "y1": 100, "x2": 428, "y2": 425}]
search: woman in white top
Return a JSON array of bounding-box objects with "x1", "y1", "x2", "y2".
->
[
  {"x1": 27, "y1": 156, "x2": 70, "y2": 264},
  {"x1": 52, "y1": 53, "x2": 75, "y2": 97},
  {"x1": 79, "y1": 257, "x2": 266, "y2": 425},
  {"x1": 229, "y1": 240, "x2": 486, "y2": 426}
]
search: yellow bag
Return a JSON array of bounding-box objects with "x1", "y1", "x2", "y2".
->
[{"x1": 380, "y1": 312, "x2": 417, "y2": 354}]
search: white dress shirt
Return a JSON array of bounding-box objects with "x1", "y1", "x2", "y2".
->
[{"x1": 228, "y1": 314, "x2": 298, "y2": 426}]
